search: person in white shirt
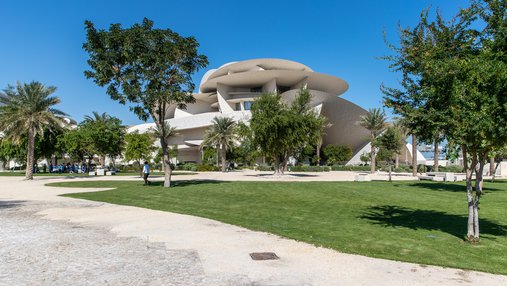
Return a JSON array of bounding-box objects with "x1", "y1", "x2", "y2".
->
[{"x1": 142, "y1": 161, "x2": 150, "y2": 185}]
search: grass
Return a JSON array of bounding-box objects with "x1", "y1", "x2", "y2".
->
[
  {"x1": 0, "y1": 171, "x2": 197, "y2": 177},
  {"x1": 47, "y1": 179, "x2": 507, "y2": 275}
]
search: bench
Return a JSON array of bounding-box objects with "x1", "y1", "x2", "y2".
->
[
  {"x1": 106, "y1": 171, "x2": 116, "y2": 176},
  {"x1": 454, "y1": 174, "x2": 466, "y2": 181},
  {"x1": 427, "y1": 172, "x2": 455, "y2": 182},
  {"x1": 88, "y1": 171, "x2": 96, "y2": 176},
  {"x1": 355, "y1": 173, "x2": 371, "y2": 182},
  {"x1": 419, "y1": 175, "x2": 445, "y2": 182}
]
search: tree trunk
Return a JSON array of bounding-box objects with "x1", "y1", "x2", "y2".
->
[
  {"x1": 489, "y1": 157, "x2": 495, "y2": 176},
  {"x1": 25, "y1": 127, "x2": 35, "y2": 180},
  {"x1": 138, "y1": 160, "x2": 142, "y2": 178},
  {"x1": 274, "y1": 156, "x2": 282, "y2": 175},
  {"x1": 370, "y1": 133, "x2": 376, "y2": 174},
  {"x1": 473, "y1": 158, "x2": 485, "y2": 241},
  {"x1": 87, "y1": 156, "x2": 92, "y2": 172},
  {"x1": 412, "y1": 134, "x2": 417, "y2": 176},
  {"x1": 388, "y1": 163, "x2": 392, "y2": 182},
  {"x1": 315, "y1": 143, "x2": 320, "y2": 166},
  {"x1": 492, "y1": 160, "x2": 501, "y2": 182},
  {"x1": 216, "y1": 144, "x2": 220, "y2": 167},
  {"x1": 433, "y1": 140, "x2": 439, "y2": 172},
  {"x1": 316, "y1": 141, "x2": 321, "y2": 166},
  {"x1": 395, "y1": 155, "x2": 399, "y2": 169},
  {"x1": 463, "y1": 145, "x2": 475, "y2": 240},
  {"x1": 273, "y1": 154, "x2": 288, "y2": 175},
  {"x1": 159, "y1": 137, "x2": 172, "y2": 187},
  {"x1": 221, "y1": 142, "x2": 227, "y2": 172}
]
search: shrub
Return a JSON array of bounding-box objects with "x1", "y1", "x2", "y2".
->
[
  {"x1": 393, "y1": 165, "x2": 411, "y2": 173},
  {"x1": 255, "y1": 164, "x2": 274, "y2": 171},
  {"x1": 196, "y1": 164, "x2": 220, "y2": 171},
  {"x1": 323, "y1": 144, "x2": 353, "y2": 165},
  {"x1": 439, "y1": 165, "x2": 464, "y2": 173},
  {"x1": 331, "y1": 165, "x2": 371, "y2": 171},
  {"x1": 176, "y1": 162, "x2": 197, "y2": 171},
  {"x1": 288, "y1": 165, "x2": 331, "y2": 172}
]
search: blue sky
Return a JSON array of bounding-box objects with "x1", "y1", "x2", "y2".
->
[{"x1": 0, "y1": 0, "x2": 470, "y2": 126}]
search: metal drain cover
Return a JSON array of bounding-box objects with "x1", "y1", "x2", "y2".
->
[{"x1": 249, "y1": 252, "x2": 279, "y2": 260}]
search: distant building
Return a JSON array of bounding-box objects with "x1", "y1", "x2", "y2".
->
[{"x1": 128, "y1": 58, "x2": 373, "y2": 164}]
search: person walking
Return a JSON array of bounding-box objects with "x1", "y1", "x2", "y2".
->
[{"x1": 142, "y1": 161, "x2": 150, "y2": 185}]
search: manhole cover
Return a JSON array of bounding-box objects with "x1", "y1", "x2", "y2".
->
[{"x1": 249, "y1": 252, "x2": 279, "y2": 260}]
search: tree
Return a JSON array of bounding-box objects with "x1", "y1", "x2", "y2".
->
[
  {"x1": 392, "y1": 118, "x2": 410, "y2": 168},
  {"x1": 57, "y1": 126, "x2": 96, "y2": 167},
  {"x1": 81, "y1": 111, "x2": 125, "y2": 166},
  {"x1": 250, "y1": 87, "x2": 324, "y2": 175},
  {"x1": 0, "y1": 82, "x2": 66, "y2": 179},
  {"x1": 34, "y1": 127, "x2": 66, "y2": 165},
  {"x1": 323, "y1": 144, "x2": 353, "y2": 165},
  {"x1": 202, "y1": 117, "x2": 238, "y2": 172},
  {"x1": 83, "y1": 18, "x2": 208, "y2": 187},
  {"x1": 360, "y1": 152, "x2": 370, "y2": 165},
  {"x1": 154, "y1": 145, "x2": 177, "y2": 171},
  {"x1": 234, "y1": 122, "x2": 261, "y2": 166},
  {"x1": 0, "y1": 137, "x2": 26, "y2": 170},
  {"x1": 124, "y1": 131, "x2": 156, "y2": 177},
  {"x1": 358, "y1": 108, "x2": 388, "y2": 174},
  {"x1": 381, "y1": 8, "x2": 466, "y2": 176},
  {"x1": 150, "y1": 122, "x2": 177, "y2": 174},
  {"x1": 382, "y1": 2, "x2": 507, "y2": 241},
  {"x1": 376, "y1": 126, "x2": 404, "y2": 182}
]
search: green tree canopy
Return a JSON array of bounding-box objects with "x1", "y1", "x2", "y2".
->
[
  {"x1": 250, "y1": 87, "x2": 324, "y2": 174},
  {"x1": 323, "y1": 145, "x2": 353, "y2": 165},
  {"x1": 83, "y1": 18, "x2": 208, "y2": 187},
  {"x1": 124, "y1": 131, "x2": 156, "y2": 176},
  {"x1": 81, "y1": 111, "x2": 125, "y2": 166},
  {"x1": 382, "y1": 1, "x2": 507, "y2": 240}
]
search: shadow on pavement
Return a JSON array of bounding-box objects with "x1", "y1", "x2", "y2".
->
[{"x1": 0, "y1": 200, "x2": 27, "y2": 209}]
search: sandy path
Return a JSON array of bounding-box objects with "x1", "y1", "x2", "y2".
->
[{"x1": 1, "y1": 174, "x2": 506, "y2": 285}]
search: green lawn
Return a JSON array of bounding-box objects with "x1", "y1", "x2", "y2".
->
[
  {"x1": 47, "y1": 179, "x2": 507, "y2": 275},
  {"x1": 0, "y1": 171, "x2": 196, "y2": 177}
]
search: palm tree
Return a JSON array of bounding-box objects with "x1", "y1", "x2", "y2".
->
[
  {"x1": 150, "y1": 122, "x2": 177, "y2": 186},
  {"x1": 202, "y1": 117, "x2": 238, "y2": 172},
  {"x1": 393, "y1": 117, "x2": 410, "y2": 169},
  {"x1": 358, "y1": 108, "x2": 388, "y2": 174},
  {"x1": 0, "y1": 82, "x2": 67, "y2": 180}
]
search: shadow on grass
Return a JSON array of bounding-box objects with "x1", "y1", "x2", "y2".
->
[
  {"x1": 360, "y1": 205, "x2": 507, "y2": 239},
  {"x1": 147, "y1": 179, "x2": 224, "y2": 187},
  {"x1": 404, "y1": 182, "x2": 504, "y2": 193},
  {"x1": 0, "y1": 200, "x2": 27, "y2": 209}
]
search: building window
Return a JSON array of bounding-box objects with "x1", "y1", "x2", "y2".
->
[
  {"x1": 244, "y1": 101, "x2": 253, "y2": 110},
  {"x1": 277, "y1": 85, "x2": 290, "y2": 93},
  {"x1": 250, "y1": 86, "x2": 262, "y2": 93},
  {"x1": 235, "y1": 102, "x2": 242, "y2": 111}
]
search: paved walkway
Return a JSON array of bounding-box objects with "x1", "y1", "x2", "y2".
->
[{"x1": 1, "y1": 173, "x2": 506, "y2": 285}]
